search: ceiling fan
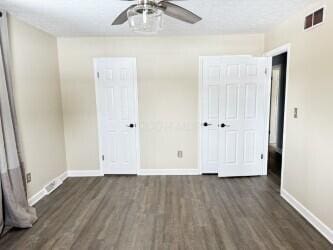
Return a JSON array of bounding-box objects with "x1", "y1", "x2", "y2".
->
[{"x1": 112, "y1": 0, "x2": 202, "y2": 34}]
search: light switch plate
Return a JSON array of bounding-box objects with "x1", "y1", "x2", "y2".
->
[
  {"x1": 294, "y1": 108, "x2": 298, "y2": 118},
  {"x1": 26, "y1": 173, "x2": 31, "y2": 183},
  {"x1": 177, "y1": 151, "x2": 183, "y2": 158}
]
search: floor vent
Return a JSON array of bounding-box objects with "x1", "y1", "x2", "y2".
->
[{"x1": 44, "y1": 178, "x2": 62, "y2": 194}]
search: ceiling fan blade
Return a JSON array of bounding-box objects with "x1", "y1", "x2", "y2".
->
[
  {"x1": 119, "y1": 0, "x2": 186, "y2": 1},
  {"x1": 158, "y1": 1, "x2": 201, "y2": 24},
  {"x1": 112, "y1": 5, "x2": 136, "y2": 25}
]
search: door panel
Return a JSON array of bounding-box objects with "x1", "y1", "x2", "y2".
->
[
  {"x1": 108, "y1": 133, "x2": 117, "y2": 163},
  {"x1": 225, "y1": 131, "x2": 238, "y2": 164},
  {"x1": 245, "y1": 84, "x2": 257, "y2": 119},
  {"x1": 208, "y1": 86, "x2": 219, "y2": 118},
  {"x1": 226, "y1": 84, "x2": 239, "y2": 120},
  {"x1": 244, "y1": 130, "x2": 256, "y2": 163},
  {"x1": 208, "y1": 130, "x2": 219, "y2": 162},
  {"x1": 96, "y1": 58, "x2": 138, "y2": 174}
]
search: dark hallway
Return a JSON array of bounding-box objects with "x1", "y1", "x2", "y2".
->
[{"x1": 268, "y1": 52, "x2": 287, "y2": 186}]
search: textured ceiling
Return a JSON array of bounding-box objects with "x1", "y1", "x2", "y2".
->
[{"x1": 0, "y1": 0, "x2": 314, "y2": 37}]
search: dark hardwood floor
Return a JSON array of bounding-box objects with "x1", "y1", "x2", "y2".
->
[{"x1": 0, "y1": 175, "x2": 331, "y2": 250}]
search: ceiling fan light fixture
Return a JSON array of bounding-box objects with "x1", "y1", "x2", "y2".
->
[{"x1": 127, "y1": 4, "x2": 163, "y2": 34}]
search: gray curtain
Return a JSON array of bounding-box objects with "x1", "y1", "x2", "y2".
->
[{"x1": 0, "y1": 10, "x2": 37, "y2": 235}]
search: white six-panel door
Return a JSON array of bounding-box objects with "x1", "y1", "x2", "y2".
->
[
  {"x1": 95, "y1": 58, "x2": 139, "y2": 175},
  {"x1": 218, "y1": 57, "x2": 269, "y2": 177},
  {"x1": 201, "y1": 56, "x2": 270, "y2": 177}
]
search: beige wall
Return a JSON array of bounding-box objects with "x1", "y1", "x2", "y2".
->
[
  {"x1": 265, "y1": 0, "x2": 333, "y2": 229},
  {"x1": 57, "y1": 34, "x2": 264, "y2": 171},
  {"x1": 9, "y1": 16, "x2": 67, "y2": 197}
]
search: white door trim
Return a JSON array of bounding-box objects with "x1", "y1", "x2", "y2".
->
[
  {"x1": 93, "y1": 57, "x2": 141, "y2": 175},
  {"x1": 264, "y1": 44, "x2": 291, "y2": 192},
  {"x1": 198, "y1": 57, "x2": 203, "y2": 174},
  {"x1": 261, "y1": 57, "x2": 273, "y2": 175}
]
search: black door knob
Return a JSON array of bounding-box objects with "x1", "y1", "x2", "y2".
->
[
  {"x1": 127, "y1": 123, "x2": 136, "y2": 128},
  {"x1": 220, "y1": 123, "x2": 230, "y2": 128},
  {"x1": 203, "y1": 122, "x2": 212, "y2": 127}
]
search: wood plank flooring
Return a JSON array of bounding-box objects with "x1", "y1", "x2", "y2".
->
[{"x1": 0, "y1": 175, "x2": 331, "y2": 250}]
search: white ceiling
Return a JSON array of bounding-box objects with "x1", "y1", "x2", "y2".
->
[{"x1": 0, "y1": 0, "x2": 314, "y2": 37}]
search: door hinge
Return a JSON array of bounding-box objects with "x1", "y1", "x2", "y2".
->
[
  {"x1": 261, "y1": 154, "x2": 264, "y2": 160},
  {"x1": 102, "y1": 155, "x2": 105, "y2": 161},
  {"x1": 97, "y1": 72, "x2": 100, "y2": 79},
  {"x1": 265, "y1": 68, "x2": 268, "y2": 75}
]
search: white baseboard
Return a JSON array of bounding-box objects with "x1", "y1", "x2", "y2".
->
[
  {"x1": 28, "y1": 188, "x2": 47, "y2": 207},
  {"x1": 28, "y1": 171, "x2": 68, "y2": 206},
  {"x1": 281, "y1": 188, "x2": 333, "y2": 244},
  {"x1": 67, "y1": 168, "x2": 202, "y2": 176},
  {"x1": 28, "y1": 168, "x2": 199, "y2": 205},
  {"x1": 67, "y1": 170, "x2": 103, "y2": 177},
  {"x1": 138, "y1": 168, "x2": 201, "y2": 176},
  {"x1": 59, "y1": 171, "x2": 68, "y2": 181}
]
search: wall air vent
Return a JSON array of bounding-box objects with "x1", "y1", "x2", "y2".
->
[{"x1": 304, "y1": 7, "x2": 325, "y2": 30}]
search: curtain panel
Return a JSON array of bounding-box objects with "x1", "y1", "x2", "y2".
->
[{"x1": 0, "y1": 10, "x2": 37, "y2": 236}]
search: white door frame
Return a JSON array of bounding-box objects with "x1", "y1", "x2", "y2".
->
[
  {"x1": 93, "y1": 57, "x2": 141, "y2": 175},
  {"x1": 264, "y1": 44, "x2": 291, "y2": 192},
  {"x1": 198, "y1": 55, "x2": 271, "y2": 175},
  {"x1": 198, "y1": 57, "x2": 204, "y2": 174}
]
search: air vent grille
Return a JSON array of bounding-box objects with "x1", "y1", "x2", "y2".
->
[
  {"x1": 44, "y1": 179, "x2": 62, "y2": 194},
  {"x1": 304, "y1": 7, "x2": 324, "y2": 30},
  {"x1": 313, "y1": 8, "x2": 324, "y2": 26}
]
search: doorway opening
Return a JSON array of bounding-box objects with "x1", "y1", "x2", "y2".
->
[{"x1": 268, "y1": 52, "x2": 287, "y2": 186}]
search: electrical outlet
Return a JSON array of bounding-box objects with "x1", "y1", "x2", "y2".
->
[
  {"x1": 177, "y1": 151, "x2": 183, "y2": 158},
  {"x1": 26, "y1": 173, "x2": 31, "y2": 183}
]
